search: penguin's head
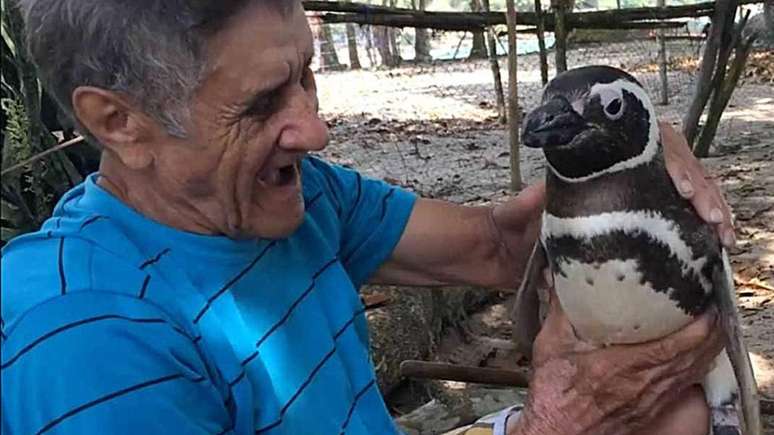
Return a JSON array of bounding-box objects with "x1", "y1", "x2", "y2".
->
[{"x1": 522, "y1": 66, "x2": 660, "y2": 182}]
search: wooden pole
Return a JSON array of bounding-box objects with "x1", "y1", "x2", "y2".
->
[
  {"x1": 452, "y1": 32, "x2": 468, "y2": 59},
  {"x1": 505, "y1": 0, "x2": 522, "y2": 191},
  {"x1": 317, "y1": 12, "x2": 689, "y2": 32},
  {"x1": 534, "y1": 0, "x2": 549, "y2": 85},
  {"x1": 400, "y1": 360, "x2": 530, "y2": 387},
  {"x1": 553, "y1": 0, "x2": 569, "y2": 73},
  {"x1": 694, "y1": 11, "x2": 754, "y2": 157},
  {"x1": 657, "y1": 0, "x2": 669, "y2": 105},
  {"x1": 482, "y1": 0, "x2": 507, "y2": 124},
  {"x1": 303, "y1": 0, "x2": 762, "y2": 28},
  {"x1": 683, "y1": 0, "x2": 734, "y2": 147}
]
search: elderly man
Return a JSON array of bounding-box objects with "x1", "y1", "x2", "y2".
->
[{"x1": 1, "y1": 1, "x2": 735, "y2": 434}]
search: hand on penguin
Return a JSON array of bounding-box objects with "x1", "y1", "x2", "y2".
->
[
  {"x1": 660, "y1": 121, "x2": 736, "y2": 248},
  {"x1": 508, "y1": 289, "x2": 725, "y2": 435}
]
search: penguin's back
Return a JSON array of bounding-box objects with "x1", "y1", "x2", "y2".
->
[{"x1": 542, "y1": 157, "x2": 720, "y2": 345}]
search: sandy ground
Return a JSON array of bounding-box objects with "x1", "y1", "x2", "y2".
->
[{"x1": 314, "y1": 42, "x2": 774, "y2": 428}]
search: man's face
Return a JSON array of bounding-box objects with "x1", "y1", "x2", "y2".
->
[{"x1": 151, "y1": 2, "x2": 328, "y2": 239}]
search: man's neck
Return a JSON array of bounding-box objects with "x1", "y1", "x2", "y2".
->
[{"x1": 97, "y1": 155, "x2": 218, "y2": 235}]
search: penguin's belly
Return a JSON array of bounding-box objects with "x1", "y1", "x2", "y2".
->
[
  {"x1": 542, "y1": 210, "x2": 714, "y2": 346},
  {"x1": 552, "y1": 258, "x2": 692, "y2": 345}
]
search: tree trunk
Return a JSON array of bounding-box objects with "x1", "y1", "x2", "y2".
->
[
  {"x1": 683, "y1": 0, "x2": 735, "y2": 148},
  {"x1": 469, "y1": 0, "x2": 488, "y2": 59},
  {"x1": 317, "y1": 23, "x2": 343, "y2": 71},
  {"x1": 765, "y1": 0, "x2": 774, "y2": 43},
  {"x1": 534, "y1": 0, "x2": 549, "y2": 85},
  {"x1": 552, "y1": 0, "x2": 569, "y2": 73},
  {"x1": 365, "y1": 25, "x2": 377, "y2": 67},
  {"x1": 374, "y1": 0, "x2": 397, "y2": 68},
  {"x1": 375, "y1": 26, "x2": 400, "y2": 67},
  {"x1": 388, "y1": 28, "x2": 401, "y2": 64},
  {"x1": 505, "y1": 0, "x2": 522, "y2": 191},
  {"x1": 657, "y1": 0, "x2": 668, "y2": 105},
  {"x1": 482, "y1": 0, "x2": 506, "y2": 123},
  {"x1": 414, "y1": 0, "x2": 432, "y2": 63},
  {"x1": 388, "y1": 0, "x2": 402, "y2": 65},
  {"x1": 345, "y1": 23, "x2": 362, "y2": 69}
]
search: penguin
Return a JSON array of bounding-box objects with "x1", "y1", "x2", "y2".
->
[{"x1": 512, "y1": 65, "x2": 760, "y2": 435}]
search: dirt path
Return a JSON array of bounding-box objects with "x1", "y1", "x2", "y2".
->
[{"x1": 315, "y1": 44, "x2": 774, "y2": 429}]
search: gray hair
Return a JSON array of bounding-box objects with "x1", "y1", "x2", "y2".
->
[{"x1": 17, "y1": 0, "x2": 274, "y2": 138}]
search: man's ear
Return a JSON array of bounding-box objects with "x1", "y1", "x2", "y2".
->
[{"x1": 71, "y1": 86, "x2": 156, "y2": 170}]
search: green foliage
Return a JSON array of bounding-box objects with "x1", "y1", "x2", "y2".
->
[{"x1": 1, "y1": 0, "x2": 83, "y2": 246}]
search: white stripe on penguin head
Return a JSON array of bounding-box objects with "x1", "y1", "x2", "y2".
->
[{"x1": 546, "y1": 78, "x2": 661, "y2": 184}]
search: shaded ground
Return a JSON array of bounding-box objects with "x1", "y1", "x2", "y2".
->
[{"x1": 315, "y1": 43, "x2": 774, "y2": 431}]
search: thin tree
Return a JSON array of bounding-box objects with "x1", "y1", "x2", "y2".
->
[
  {"x1": 468, "y1": 0, "x2": 488, "y2": 59},
  {"x1": 346, "y1": 24, "x2": 362, "y2": 69},
  {"x1": 316, "y1": 23, "x2": 343, "y2": 71},
  {"x1": 505, "y1": 0, "x2": 522, "y2": 190},
  {"x1": 482, "y1": 0, "x2": 506, "y2": 123},
  {"x1": 413, "y1": 0, "x2": 432, "y2": 63}
]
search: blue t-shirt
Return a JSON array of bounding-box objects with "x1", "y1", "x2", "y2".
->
[{"x1": 1, "y1": 157, "x2": 416, "y2": 435}]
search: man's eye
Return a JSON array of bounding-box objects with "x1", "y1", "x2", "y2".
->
[
  {"x1": 302, "y1": 67, "x2": 315, "y2": 90},
  {"x1": 244, "y1": 94, "x2": 277, "y2": 119}
]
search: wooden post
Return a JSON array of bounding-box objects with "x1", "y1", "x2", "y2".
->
[
  {"x1": 694, "y1": 36, "x2": 754, "y2": 157},
  {"x1": 534, "y1": 0, "x2": 549, "y2": 85},
  {"x1": 452, "y1": 32, "x2": 468, "y2": 59},
  {"x1": 657, "y1": 0, "x2": 668, "y2": 105},
  {"x1": 482, "y1": 0, "x2": 507, "y2": 124},
  {"x1": 553, "y1": 0, "x2": 569, "y2": 73},
  {"x1": 683, "y1": 0, "x2": 734, "y2": 147},
  {"x1": 400, "y1": 360, "x2": 530, "y2": 387},
  {"x1": 505, "y1": 0, "x2": 522, "y2": 191}
]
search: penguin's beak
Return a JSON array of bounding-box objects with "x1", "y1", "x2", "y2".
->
[{"x1": 522, "y1": 96, "x2": 588, "y2": 148}]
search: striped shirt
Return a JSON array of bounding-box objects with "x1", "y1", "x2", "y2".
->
[{"x1": 1, "y1": 157, "x2": 416, "y2": 435}]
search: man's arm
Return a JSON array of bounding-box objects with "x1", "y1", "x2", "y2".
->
[
  {"x1": 373, "y1": 124, "x2": 734, "y2": 289},
  {"x1": 369, "y1": 184, "x2": 543, "y2": 289}
]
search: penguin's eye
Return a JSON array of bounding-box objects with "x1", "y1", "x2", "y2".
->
[{"x1": 604, "y1": 98, "x2": 624, "y2": 120}]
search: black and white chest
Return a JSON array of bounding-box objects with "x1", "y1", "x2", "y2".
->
[{"x1": 541, "y1": 161, "x2": 720, "y2": 345}]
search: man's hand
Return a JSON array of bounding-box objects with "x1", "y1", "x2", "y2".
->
[
  {"x1": 661, "y1": 121, "x2": 735, "y2": 248},
  {"x1": 508, "y1": 291, "x2": 724, "y2": 435}
]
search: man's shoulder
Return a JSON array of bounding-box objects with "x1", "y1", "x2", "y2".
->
[{"x1": 1, "y1": 217, "x2": 154, "y2": 337}]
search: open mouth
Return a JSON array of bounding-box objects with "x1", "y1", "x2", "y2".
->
[{"x1": 259, "y1": 161, "x2": 300, "y2": 187}]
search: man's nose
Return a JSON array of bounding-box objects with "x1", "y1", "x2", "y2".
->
[{"x1": 277, "y1": 87, "x2": 328, "y2": 152}]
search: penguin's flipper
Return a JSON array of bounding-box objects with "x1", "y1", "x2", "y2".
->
[
  {"x1": 714, "y1": 250, "x2": 761, "y2": 435},
  {"x1": 511, "y1": 241, "x2": 549, "y2": 359}
]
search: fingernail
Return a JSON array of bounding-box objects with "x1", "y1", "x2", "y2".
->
[
  {"x1": 679, "y1": 180, "x2": 694, "y2": 196},
  {"x1": 710, "y1": 208, "x2": 723, "y2": 224},
  {"x1": 543, "y1": 268, "x2": 554, "y2": 287},
  {"x1": 722, "y1": 230, "x2": 736, "y2": 248}
]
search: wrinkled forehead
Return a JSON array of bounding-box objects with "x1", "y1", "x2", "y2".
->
[{"x1": 542, "y1": 66, "x2": 642, "y2": 103}]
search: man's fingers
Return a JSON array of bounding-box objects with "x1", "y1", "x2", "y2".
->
[
  {"x1": 659, "y1": 120, "x2": 735, "y2": 247},
  {"x1": 634, "y1": 309, "x2": 719, "y2": 365},
  {"x1": 675, "y1": 170, "x2": 696, "y2": 199}
]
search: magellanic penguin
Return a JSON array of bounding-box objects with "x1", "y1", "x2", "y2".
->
[{"x1": 513, "y1": 66, "x2": 760, "y2": 435}]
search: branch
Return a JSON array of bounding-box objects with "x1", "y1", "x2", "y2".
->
[
  {"x1": 316, "y1": 11, "x2": 686, "y2": 31},
  {"x1": 303, "y1": 0, "x2": 762, "y2": 30}
]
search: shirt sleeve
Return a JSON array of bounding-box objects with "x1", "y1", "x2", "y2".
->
[
  {"x1": 305, "y1": 157, "x2": 416, "y2": 287},
  {"x1": 1, "y1": 292, "x2": 234, "y2": 435}
]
